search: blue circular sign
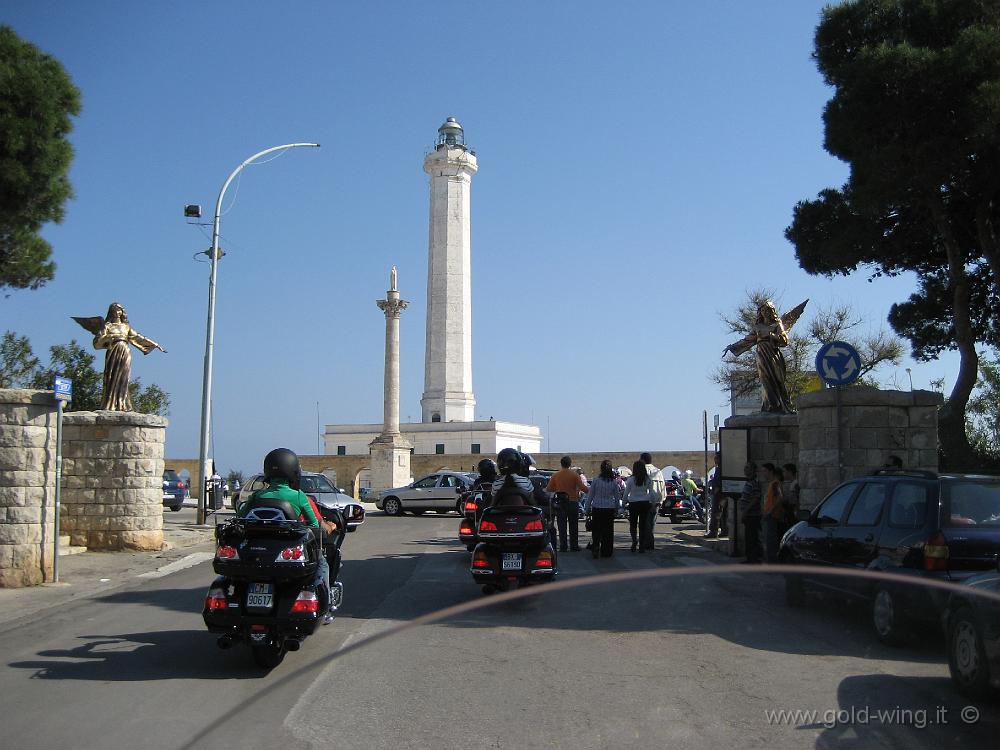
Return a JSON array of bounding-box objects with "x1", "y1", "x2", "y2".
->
[{"x1": 815, "y1": 341, "x2": 862, "y2": 386}]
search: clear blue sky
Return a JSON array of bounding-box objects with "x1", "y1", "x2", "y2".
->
[{"x1": 3, "y1": 1, "x2": 959, "y2": 475}]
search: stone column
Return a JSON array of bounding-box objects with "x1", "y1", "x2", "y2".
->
[
  {"x1": 370, "y1": 267, "x2": 413, "y2": 492},
  {"x1": 0, "y1": 390, "x2": 57, "y2": 587}
]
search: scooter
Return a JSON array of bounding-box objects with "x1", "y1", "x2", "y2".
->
[
  {"x1": 470, "y1": 479, "x2": 557, "y2": 594},
  {"x1": 202, "y1": 497, "x2": 346, "y2": 669}
]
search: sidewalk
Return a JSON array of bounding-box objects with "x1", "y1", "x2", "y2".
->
[
  {"x1": 0, "y1": 516, "x2": 217, "y2": 630},
  {"x1": 671, "y1": 523, "x2": 737, "y2": 559}
]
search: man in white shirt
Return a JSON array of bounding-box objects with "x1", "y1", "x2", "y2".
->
[{"x1": 640, "y1": 452, "x2": 664, "y2": 551}]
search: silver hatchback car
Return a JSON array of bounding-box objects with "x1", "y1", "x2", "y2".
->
[
  {"x1": 235, "y1": 471, "x2": 366, "y2": 532},
  {"x1": 377, "y1": 471, "x2": 476, "y2": 516}
]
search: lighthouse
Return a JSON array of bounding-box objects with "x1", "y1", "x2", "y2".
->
[{"x1": 420, "y1": 117, "x2": 478, "y2": 424}]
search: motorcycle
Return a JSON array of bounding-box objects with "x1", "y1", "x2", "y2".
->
[
  {"x1": 659, "y1": 483, "x2": 706, "y2": 525},
  {"x1": 470, "y1": 479, "x2": 557, "y2": 594},
  {"x1": 202, "y1": 496, "x2": 346, "y2": 669},
  {"x1": 458, "y1": 487, "x2": 491, "y2": 552}
]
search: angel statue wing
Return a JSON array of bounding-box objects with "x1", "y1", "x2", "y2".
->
[
  {"x1": 71, "y1": 316, "x2": 105, "y2": 335},
  {"x1": 781, "y1": 299, "x2": 809, "y2": 332}
]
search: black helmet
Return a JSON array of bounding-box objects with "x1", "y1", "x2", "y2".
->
[
  {"x1": 497, "y1": 448, "x2": 521, "y2": 476},
  {"x1": 519, "y1": 453, "x2": 535, "y2": 476},
  {"x1": 263, "y1": 448, "x2": 301, "y2": 489},
  {"x1": 477, "y1": 458, "x2": 498, "y2": 482}
]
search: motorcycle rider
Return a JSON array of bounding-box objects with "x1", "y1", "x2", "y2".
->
[
  {"x1": 472, "y1": 458, "x2": 498, "y2": 500},
  {"x1": 238, "y1": 448, "x2": 338, "y2": 616},
  {"x1": 491, "y1": 448, "x2": 548, "y2": 506}
]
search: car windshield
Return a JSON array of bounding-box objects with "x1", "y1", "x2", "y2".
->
[
  {"x1": 943, "y1": 479, "x2": 1000, "y2": 527},
  {"x1": 162, "y1": 470, "x2": 179, "y2": 482},
  {"x1": 300, "y1": 475, "x2": 337, "y2": 493}
]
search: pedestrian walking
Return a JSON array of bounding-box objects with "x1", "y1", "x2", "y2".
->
[
  {"x1": 585, "y1": 460, "x2": 623, "y2": 558},
  {"x1": 761, "y1": 463, "x2": 785, "y2": 563},
  {"x1": 624, "y1": 460, "x2": 658, "y2": 552},
  {"x1": 640, "y1": 452, "x2": 664, "y2": 550},
  {"x1": 545, "y1": 455, "x2": 589, "y2": 551},
  {"x1": 738, "y1": 462, "x2": 762, "y2": 564},
  {"x1": 706, "y1": 453, "x2": 724, "y2": 538}
]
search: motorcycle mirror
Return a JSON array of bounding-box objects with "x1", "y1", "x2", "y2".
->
[{"x1": 797, "y1": 509, "x2": 811, "y2": 523}]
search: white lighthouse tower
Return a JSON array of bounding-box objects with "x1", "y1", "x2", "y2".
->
[{"x1": 420, "y1": 117, "x2": 478, "y2": 424}]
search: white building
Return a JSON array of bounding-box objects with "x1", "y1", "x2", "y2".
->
[{"x1": 324, "y1": 118, "x2": 542, "y2": 464}]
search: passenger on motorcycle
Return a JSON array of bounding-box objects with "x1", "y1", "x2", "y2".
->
[
  {"x1": 472, "y1": 458, "x2": 498, "y2": 501},
  {"x1": 490, "y1": 448, "x2": 547, "y2": 506},
  {"x1": 238, "y1": 448, "x2": 338, "y2": 591}
]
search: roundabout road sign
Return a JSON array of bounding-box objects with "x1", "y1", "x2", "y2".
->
[{"x1": 816, "y1": 341, "x2": 862, "y2": 387}]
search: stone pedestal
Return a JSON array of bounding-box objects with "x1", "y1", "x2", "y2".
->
[
  {"x1": 722, "y1": 412, "x2": 799, "y2": 558},
  {"x1": 61, "y1": 411, "x2": 166, "y2": 551},
  {"x1": 369, "y1": 435, "x2": 413, "y2": 493},
  {"x1": 797, "y1": 387, "x2": 942, "y2": 510}
]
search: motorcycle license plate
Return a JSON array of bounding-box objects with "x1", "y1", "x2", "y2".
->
[
  {"x1": 501, "y1": 552, "x2": 522, "y2": 570},
  {"x1": 246, "y1": 582, "x2": 273, "y2": 610}
]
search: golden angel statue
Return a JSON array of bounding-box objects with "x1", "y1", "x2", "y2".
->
[
  {"x1": 723, "y1": 299, "x2": 808, "y2": 414},
  {"x1": 72, "y1": 302, "x2": 166, "y2": 411}
]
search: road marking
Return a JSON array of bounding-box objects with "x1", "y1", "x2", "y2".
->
[{"x1": 136, "y1": 552, "x2": 215, "y2": 579}]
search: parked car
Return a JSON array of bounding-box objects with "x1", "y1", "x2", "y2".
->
[
  {"x1": 162, "y1": 468, "x2": 187, "y2": 512},
  {"x1": 377, "y1": 471, "x2": 476, "y2": 516},
  {"x1": 943, "y1": 564, "x2": 1000, "y2": 699},
  {"x1": 781, "y1": 469, "x2": 1000, "y2": 645},
  {"x1": 236, "y1": 472, "x2": 366, "y2": 532}
]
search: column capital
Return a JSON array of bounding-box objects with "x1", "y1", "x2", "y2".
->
[{"x1": 377, "y1": 297, "x2": 409, "y2": 318}]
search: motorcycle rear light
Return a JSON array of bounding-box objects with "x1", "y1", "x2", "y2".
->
[
  {"x1": 524, "y1": 519, "x2": 544, "y2": 531},
  {"x1": 276, "y1": 544, "x2": 305, "y2": 562},
  {"x1": 250, "y1": 624, "x2": 268, "y2": 633},
  {"x1": 472, "y1": 549, "x2": 490, "y2": 568},
  {"x1": 178, "y1": 481, "x2": 185, "y2": 490},
  {"x1": 924, "y1": 531, "x2": 950, "y2": 571},
  {"x1": 479, "y1": 520, "x2": 498, "y2": 532},
  {"x1": 290, "y1": 590, "x2": 320, "y2": 614},
  {"x1": 205, "y1": 589, "x2": 227, "y2": 610},
  {"x1": 459, "y1": 524, "x2": 473, "y2": 536},
  {"x1": 216, "y1": 545, "x2": 239, "y2": 560},
  {"x1": 464, "y1": 501, "x2": 478, "y2": 511},
  {"x1": 534, "y1": 553, "x2": 553, "y2": 569},
  {"x1": 673, "y1": 501, "x2": 684, "y2": 508}
]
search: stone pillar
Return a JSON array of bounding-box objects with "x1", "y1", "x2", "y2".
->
[
  {"x1": 371, "y1": 268, "x2": 413, "y2": 492},
  {"x1": 0, "y1": 390, "x2": 57, "y2": 587},
  {"x1": 61, "y1": 411, "x2": 166, "y2": 550},
  {"x1": 797, "y1": 387, "x2": 942, "y2": 510}
]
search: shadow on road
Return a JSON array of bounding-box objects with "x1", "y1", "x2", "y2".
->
[
  {"x1": 813, "y1": 673, "x2": 999, "y2": 748},
  {"x1": 93, "y1": 585, "x2": 206, "y2": 614},
  {"x1": 7, "y1": 630, "x2": 267, "y2": 681}
]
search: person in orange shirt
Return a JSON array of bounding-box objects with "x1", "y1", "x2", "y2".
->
[
  {"x1": 545, "y1": 455, "x2": 590, "y2": 552},
  {"x1": 761, "y1": 463, "x2": 785, "y2": 564}
]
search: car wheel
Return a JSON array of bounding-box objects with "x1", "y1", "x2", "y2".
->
[
  {"x1": 455, "y1": 500, "x2": 464, "y2": 515},
  {"x1": 948, "y1": 606, "x2": 992, "y2": 699},
  {"x1": 872, "y1": 585, "x2": 906, "y2": 646},
  {"x1": 382, "y1": 496, "x2": 402, "y2": 516},
  {"x1": 169, "y1": 505, "x2": 182, "y2": 512},
  {"x1": 785, "y1": 575, "x2": 805, "y2": 607}
]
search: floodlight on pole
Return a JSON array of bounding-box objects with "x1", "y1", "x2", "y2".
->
[{"x1": 195, "y1": 142, "x2": 320, "y2": 525}]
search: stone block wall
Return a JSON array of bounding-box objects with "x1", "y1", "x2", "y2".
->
[
  {"x1": 0, "y1": 390, "x2": 57, "y2": 587},
  {"x1": 60, "y1": 412, "x2": 166, "y2": 551},
  {"x1": 723, "y1": 413, "x2": 800, "y2": 469},
  {"x1": 796, "y1": 387, "x2": 942, "y2": 509}
]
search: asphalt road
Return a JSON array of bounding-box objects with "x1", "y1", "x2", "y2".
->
[{"x1": 1, "y1": 512, "x2": 997, "y2": 750}]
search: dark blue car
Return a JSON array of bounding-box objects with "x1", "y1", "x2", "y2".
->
[
  {"x1": 162, "y1": 468, "x2": 187, "y2": 512},
  {"x1": 781, "y1": 470, "x2": 1000, "y2": 645},
  {"x1": 944, "y1": 566, "x2": 1000, "y2": 699}
]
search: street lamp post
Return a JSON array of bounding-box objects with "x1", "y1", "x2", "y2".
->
[
  {"x1": 196, "y1": 142, "x2": 320, "y2": 524},
  {"x1": 906, "y1": 367, "x2": 914, "y2": 392}
]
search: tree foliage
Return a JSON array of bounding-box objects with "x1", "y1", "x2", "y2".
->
[
  {"x1": 0, "y1": 25, "x2": 81, "y2": 292},
  {"x1": 5, "y1": 335, "x2": 170, "y2": 416},
  {"x1": 714, "y1": 289, "x2": 904, "y2": 408},
  {"x1": 785, "y1": 0, "x2": 1000, "y2": 469},
  {"x1": 967, "y1": 353, "x2": 1000, "y2": 459},
  {"x1": 0, "y1": 330, "x2": 39, "y2": 388}
]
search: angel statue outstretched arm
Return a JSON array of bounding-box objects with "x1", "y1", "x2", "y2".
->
[{"x1": 72, "y1": 302, "x2": 166, "y2": 411}]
